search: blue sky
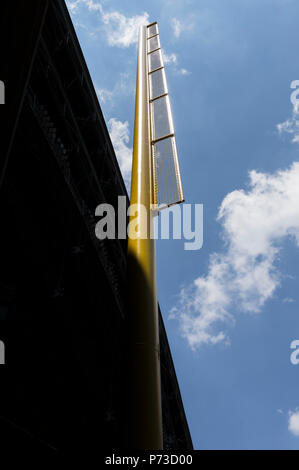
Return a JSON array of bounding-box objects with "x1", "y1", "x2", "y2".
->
[{"x1": 67, "y1": 0, "x2": 299, "y2": 449}]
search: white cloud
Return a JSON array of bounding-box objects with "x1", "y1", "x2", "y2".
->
[
  {"x1": 162, "y1": 50, "x2": 177, "y2": 65},
  {"x1": 277, "y1": 93, "x2": 299, "y2": 143},
  {"x1": 171, "y1": 18, "x2": 184, "y2": 38},
  {"x1": 179, "y1": 68, "x2": 191, "y2": 75},
  {"x1": 66, "y1": 0, "x2": 81, "y2": 13},
  {"x1": 96, "y1": 87, "x2": 114, "y2": 104},
  {"x1": 289, "y1": 410, "x2": 299, "y2": 437},
  {"x1": 67, "y1": 0, "x2": 103, "y2": 13},
  {"x1": 67, "y1": 0, "x2": 149, "y2": 47},
  {"x1": 282, "y1": 297, "x2": 294, "y2": 303},
  {"x1": 108, "y1": 118, "x2": 132, "y2": 187},
  {"x1": 83, "y1": 0, "x2": 102, "y2": 12},
  {"x1": 68, "y1": 2, "x2": 191, "y2": 76},
  {"x1": 101, "y1": 10, "x2": 149, "y2": 47},
  {"x1": 96, "y1": 72, "x2": 134, "y2": 107},
  {"x1": 170, "y1": 16, "x2": 194, "y2": 39},
  {"x1": 161, "y1": 50, "x2": 191, "y2": 76},
  {"x1": 277, "y1": 118, "x2": 299, "y2": 143},
  {"x1": 170, "y1": 162, "x2": 299, "y2": 349}
]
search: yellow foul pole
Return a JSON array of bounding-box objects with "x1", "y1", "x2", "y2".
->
[{"x1": 125, "y1": 24, "x2": 163, "y2": 449}]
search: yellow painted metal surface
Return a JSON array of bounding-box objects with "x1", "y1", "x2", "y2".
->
[{"x1": 125, "y1": 25, "x2": 163, "y2": 450}]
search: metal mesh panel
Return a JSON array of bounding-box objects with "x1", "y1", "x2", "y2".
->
[
  {"x1": 148, "y1": 49, "x2": 162, "y2": 72},
  {"x1": 146, "y1": 23, "x2": 184, "y2": 210},
  {"x1": 147, "y1": 23, "x2": 158, "y2": 38},
  {"x1": 150, "y1": 95, "x2": 173, "y2": 141},
  {"x1": 149, "y1": 68, "x2": 167, "y2": 100},
  {"x1": 148, "y1": 35, "x2": 160, "y2": 53},
  {"x1": 152, "y1": 137, "x2": 182, "y2": 209}
]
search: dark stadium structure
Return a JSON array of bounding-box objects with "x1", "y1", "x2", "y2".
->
[{"x1": 0, "y1": 0, "x2": 193, "y2": 454}]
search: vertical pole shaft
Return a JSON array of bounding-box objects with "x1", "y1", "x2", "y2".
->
[{"x1": 125, "y1": 25, "x2": 163, "y2": 449}]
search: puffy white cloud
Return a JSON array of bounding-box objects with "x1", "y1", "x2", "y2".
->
[
  {"x1": 108, "y1": 118, "x2": 132, "y2": 187},
  {"x1": 170, "y1": 162, "x2": 299, "y2": 349},
  {"x1": 96, "y1": 87, "x2": 114, "y2": 104},
  {"x1": 277, "y1": 84, "x2": 299, "y2": 143},
  {"x1": 162, "y1": 50, "x2": 177, "y2": 65},
  {"x1": 161, "y1": 50, "x2": 191, "y2": 76},
  {"x1": 68, "y1": 2, "x2": 190, "y2": 76},
  {"x1": 277, "y1": 117, "x2": 299, "y2": 143},
  {"x1": 288, "y1": 410, "x2": 299, "y2": 437},
  {"x1": 83, "y1": 0, "x2": 102, "y2": 12},
  {"x1": 101, "y1": 10, "x2": 149, "y2": 47},
  {"x1": 67, "y1": 0, "x2": 149, "y2": 47},
  {"x1": 66, "y1": 0, "x2": 81, "y2": 13}
]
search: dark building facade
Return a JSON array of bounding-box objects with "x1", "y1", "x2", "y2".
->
[{"x1": 0, "y1": 0, "x2": 193, "y2": 454}]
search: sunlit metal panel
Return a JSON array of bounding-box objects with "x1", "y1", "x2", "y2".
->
[{"x1": 146, "y1": 22, "x2": 184, "y2": 210}]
